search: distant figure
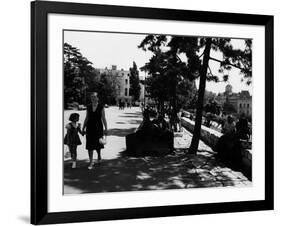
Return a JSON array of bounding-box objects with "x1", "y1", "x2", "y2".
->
[
  {"x1": 215, "y1": 115, "x2": 242, "y2": 170},
  {"x1": 64, "y1": 113, "x2": 83, "y2": 169},
  {"x1": 222, "y1": 115, "x2": 236, "y2": 135},
  {"x1": 219, "y1": 111, "x2": 226, "y2": 129},
  {"x1": 82, "y1": 92, "x2": 108, "y2": 170},
  {"x1": 170, "y1": 105, "x2": 182, "y2": 132},
  {"x1": 236, "y1": 114, "x2": 250, "y2": 140},
  {"x1": 176, "y1": 105, "x2": 183, "y2": 132},
  {"x1": 141, "y1": 102, "x2": 145, "y2": 112},
  {"x1": 118, "y1": 100, "x2": 122, "y2": 110},
  {"x1": 205, "y1": 112, "x2": 212, "y2": 128}
]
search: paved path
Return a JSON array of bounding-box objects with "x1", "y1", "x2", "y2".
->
[{"x1": 64, "y1": 106, "x2": 251, "y2": 194}]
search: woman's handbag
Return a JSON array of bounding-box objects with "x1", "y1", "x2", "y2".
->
[{"x1": 99, "y1": 136, "x2": 107, "y2": 145}]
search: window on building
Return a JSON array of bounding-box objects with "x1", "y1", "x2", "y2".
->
[
  {"x1": 125, "y1": 88, "x2": 128, "y2": 96},
  {"x1": 125, "y1": 79, "x2": 128, "y2": 85},
  {"x1": 247, "y1": 103, "x2": 249, "y2": 108},
  {"x1": 240, "y1": 103, "x2": 242, "y2": 108}
]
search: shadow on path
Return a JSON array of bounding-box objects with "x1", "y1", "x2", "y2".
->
[
  {"x1": 115, "y1": 119, "x2": 142, "y2": 125},
  {"x1": 107, "y1": 128, "x2": 136, "y2": 137},
  {"x1": 64, "y1": 150, "x2": 250, "y2": 194},
  {"x1": 123, "y1": 112, "x2": 142, "y2": 116},
  {"x1": 119, "y1": 115, "x2": 141, "y2": 118}
]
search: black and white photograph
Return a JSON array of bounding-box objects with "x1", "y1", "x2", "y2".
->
[
  {"x1": 27, "y1": 0, "x2": 274, "y2": 224},
  {"x1": 63, "y1": 30, "x2": 253, "y2": 194}
]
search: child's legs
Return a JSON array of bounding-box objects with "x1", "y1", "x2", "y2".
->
[
  {"x1": 96, "y1": 149, "x2": 101, "y2": 160},
  {"x1": 69, "y1": 145, "x2": 77, "y2": 161}
]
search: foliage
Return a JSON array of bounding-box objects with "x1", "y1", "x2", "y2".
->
[
  {"x1": 205, "y1": 100, "x2": 221, "y2": 115},
  {"x1": 97, "y1": 72, "x2": 119, "y2": 105},
  {"x1": 138, "y1": 35, "x2": 196, "y2": 115},
  {"x1": 64, "y1": 43, "x2": 95, "y2": 108},
  {"x1": 139, "y1": 35, "x2": 252, "y2": 154}
]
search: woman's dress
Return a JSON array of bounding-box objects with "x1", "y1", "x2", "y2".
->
[{"x1": 85, "y1": 103, "x2": 104, "y2": 150}]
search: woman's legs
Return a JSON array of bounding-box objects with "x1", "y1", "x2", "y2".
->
[
  {"x1": 88, "y1": 149, "x2": 94, "y2": 168},
  {"x1": 87, "y1": 149, "x2": 102, "y2": 169},
  {"x1": 96, "y1": 149, "x2": 101, "y2": 161}
]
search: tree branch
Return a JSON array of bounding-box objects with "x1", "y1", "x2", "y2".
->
[
  {"x1": 208, "y1": 66, "x2": 215, "y2": 77},
  {"x1": 207, "y1": 66, "x2": 224, "y2": 83},
  {"x1": 209, "y1": 56, "x2": 245, "y2": 71},
  {"x1": 199, "y1": 52, "x2": 204, "y2": 58},
  {"x1": 175, "y1": 54, "x2": 183, "y2": 63}
]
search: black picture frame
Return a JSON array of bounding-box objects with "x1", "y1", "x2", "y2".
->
[{"x1": 31, "y1": 1, "x2": 274, "y2": 224}]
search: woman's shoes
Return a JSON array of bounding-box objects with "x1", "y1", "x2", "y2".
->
[
  {"x1": 87, "y1": 160, "x2": 102, "y2": 169},
  {"x1": 87, "y1": 163, "x2": 94, "y2": 170}
]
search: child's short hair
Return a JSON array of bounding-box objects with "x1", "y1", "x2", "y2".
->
[{"x1": 69, "y1": 113, "x2": 79, "y2": 122}]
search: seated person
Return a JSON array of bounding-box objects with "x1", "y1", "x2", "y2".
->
[
  {"x1": 151, "y1": 114, "x2": 174, "y2": 152},
  {"x1": 136, "y1": 109, "x2": 155, "y2": 138},
  {"x1": 152, "y1": 114, "x2": 169, "y2": 132},
  {"x1": 126, "y1": 111, "x2": 174, "y2": 155}
]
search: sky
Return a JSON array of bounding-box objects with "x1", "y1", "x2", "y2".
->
[{"x1": 64, "y1": 30, "x2": 252, "y2": 94}]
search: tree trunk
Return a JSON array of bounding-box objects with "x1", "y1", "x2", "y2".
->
[{"x1": 189, "y1": 38, "x2": 212, "y2": 154}]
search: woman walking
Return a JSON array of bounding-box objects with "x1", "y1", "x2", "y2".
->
[{"x1": 82, "y1": 92, "x2": 108, "y2": 170}]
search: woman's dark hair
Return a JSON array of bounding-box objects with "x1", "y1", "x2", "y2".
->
[{"x1": 69, "y1": 113, "x2": 80, "y2": 122}]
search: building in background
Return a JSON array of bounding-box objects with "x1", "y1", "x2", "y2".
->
[
  {"x1": 215, "y1": 84, "x2": 252, "y2": 116},
  {"x1": 98, "y1": 65, "x2": 133, "y2": 105}
]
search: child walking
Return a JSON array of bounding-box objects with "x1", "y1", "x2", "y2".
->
[{"x1": 64, "y1": 113, "x2": 83, "y2": 168}]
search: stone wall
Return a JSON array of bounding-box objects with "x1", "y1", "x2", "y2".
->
[
  {"x1": 181, "y1": 117, "x2": 221, "y2": 149},
  {"x1": 181, "y1": 115, "x2": 252, "y2": 179}
]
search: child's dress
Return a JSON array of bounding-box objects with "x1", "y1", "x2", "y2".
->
[{"x1": 64, "y1": 123, "x2": 82, "y2": 146}]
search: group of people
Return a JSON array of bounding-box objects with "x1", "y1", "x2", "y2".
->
[
  {"x1": 131, "y1": 109, "x2": 174, "y2": 154},
  {"x1": 118, "y1": 100, "x2": 131, "y2": 110},
  {"x1": 221, "y1": 114, "x2": 251, "y2": 140},
  {"x1": 141, "y1": 104, "x2": 183, "y2": 133},
  {"x1": 169, "y1": 105, "x2": 183, "y2": 133},
  {"x1": 64, "y1": 92, "x2": 108, "y2": 170}
]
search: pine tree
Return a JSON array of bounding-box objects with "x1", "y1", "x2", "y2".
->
[{"x1": 129, "y1": 62, "x2": 141, "y2": 102}]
